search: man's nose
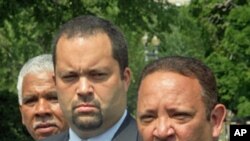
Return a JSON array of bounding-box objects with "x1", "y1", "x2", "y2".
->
[
  {"x1": 35, "y1": 99, "x2": 52, "y2": 116},
  {"x1": 76, "y1": 77, "x2": 93, "y2": 96},
  {"x1": 153, "y1": 117, "x2": 175, "y2": 140}
]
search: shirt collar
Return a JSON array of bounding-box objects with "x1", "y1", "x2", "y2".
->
[{"x1": 69, "y1": 109, "x2": 127, "y2": 141}]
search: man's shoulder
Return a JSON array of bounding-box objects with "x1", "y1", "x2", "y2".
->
[
  {"x1": 40, "y1": 130, "x2": 69, "y2": 141},
  {"x1": 113, "y1": 113, "x2": 141, "y2": 141}
]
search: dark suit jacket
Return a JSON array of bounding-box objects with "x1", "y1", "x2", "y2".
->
[{"x1": 41, "y1": 113, "x2": 141, "y2": 141}]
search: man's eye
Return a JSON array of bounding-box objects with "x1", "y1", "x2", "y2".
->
[
  {"x1": 62, "y1": 74, "x2": 78, "y2": 82},
  {"x1": 47, "y1": 96, "x2": 58, "y2": 103},
  {"x1": 172, "y1": 113, "x2": 192, "y2": 122},
  {"x1": 140, "y1": 115, "x2": 155, "y2": 124},
  {"x1": 23, "y1": 98, "x2": 37, "y2": 106},
  {"x1": 91, "y1": 72, "x2": 107, "y2": 80}
]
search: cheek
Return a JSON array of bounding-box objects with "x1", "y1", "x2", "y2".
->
[
  {"x1": 56, "y1": 78, "x2": 75, "y2": 99},
  {"x1": 139, "y1": 124, "x2": 154, "y2": 140},
  {"x1": 49, "y1": 104, "x2": 68, "y2": 128},
  {"x1": 175, "y1": 120, "x2": 210, "y2": 140},
  {"x1": 20, "y1": 108, "x2": 36, "y2": 135},
  {"x1": 21, "y1": 108, "x2": 34, "y2": 123},
  {"x1": 51, "y1": 102, "x2": 68, "y2": 119},
  {"x1": 57, "y1": 84, "x2": 72, "y2": 98},
  {"x1": 57, "y1": 85, "x2": 75, "y2": 108},
  {"x1": 96, "y1": 81, "x2": 124, "y2": 104},
  {"x1": 50, "y1": 104, "x2": 64, "y2": 117},
  {"x1": 94, "y1": 87, "x2": 114, "y2": 110}
]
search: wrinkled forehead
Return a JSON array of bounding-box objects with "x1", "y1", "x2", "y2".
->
[
  {"x1": 137, "y1": 71, "x2": 203, "y2": 106},
  {"x1": 22, "y1": 72, "x2": 55, "y2": 89}
]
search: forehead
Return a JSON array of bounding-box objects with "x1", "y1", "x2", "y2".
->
[
  {"x1": 23, "y1": 71, "x2": 53, "y2": 83},
  {"x1": 56, "y1": 33, "x2": 112, "y2": 55},
  {"x1": 55, "y1": 33, "x2": 116, "y2": 70},
  {"x1": 22, "y1": 72, "x2": 55, "y2": 92},
  {"x1": 138, "y1": 71, "x2": 203, "y2": 108}
]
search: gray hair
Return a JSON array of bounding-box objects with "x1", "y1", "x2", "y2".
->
[{"x1": 17, "y1": 54, "x2": 53, "y2": 105}]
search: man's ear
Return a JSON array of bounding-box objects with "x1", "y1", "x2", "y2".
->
[
  {"x1": 122, "y1": 67, "x2": 132, "y2": 91},
  {"x1": 211, "y1": 104, "x2": 227, "y2": 139}
]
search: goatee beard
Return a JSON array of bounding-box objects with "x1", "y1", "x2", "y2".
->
[{"x1": 72, "y1": 110, "x2": 103, "y2": 130}]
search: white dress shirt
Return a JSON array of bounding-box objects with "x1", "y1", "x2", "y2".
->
[{"x1": 69, "y1": 110, "x2": 127, "y2": 141}]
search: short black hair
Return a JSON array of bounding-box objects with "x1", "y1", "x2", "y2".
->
[
  {"x1": 52, "y1": 15, "x2": 128, "y2": 78},
  {"x1": 139, "y1": 56, "x2": 218, "y2": 120}
]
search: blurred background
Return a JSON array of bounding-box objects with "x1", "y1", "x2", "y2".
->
[{"x1": 0, "y1": 0, "x2": 249, "y2": 140}]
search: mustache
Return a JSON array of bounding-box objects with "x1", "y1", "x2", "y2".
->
[
  {"x1": 72, "y1": 99, "x2": 101, "y2": 110},
  {"x1": 33, "y1": 119, "x2": 57, "y2": 130}
]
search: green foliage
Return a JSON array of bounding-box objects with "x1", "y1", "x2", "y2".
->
[
  {"x1": 0, "y1": 0, "x2": 250, "y2": 139},
  {"x1": 237, "y1": 96, "x2": 250, "y2": 117},
  {"x1": 158, "y1": 6, "x2": 207, "y2": 59},
  {"x1": 190, "y1": 0, "x2": 250, "y2": 116},
  {"x1": 126, "y1": 30, "x2": 146, "y2": 115},
  {"x1": 0, "y1": 90, "x2": 33, "y2": 141}
]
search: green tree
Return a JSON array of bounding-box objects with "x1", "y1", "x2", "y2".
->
[
  {"x1": 1, "y1": 0, "x2": 250, "y2": 140},
  {"x1": 189, "y1": 0, "x2": 250, "y2": 117}
]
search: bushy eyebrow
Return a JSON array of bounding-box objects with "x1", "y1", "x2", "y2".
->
[
  {"x1": 57, "y1": 70, "x2": 78, "y2": 76},
  {"x1": 58, "y1": 66, "x2": 110, "y2": 75},
  {"x1": 22, "y1": 95, "x2": 37, "y2": 103},
  {"x1": 45, "y1": 91, "x2": 57, "y2": 97},
  {"x1": 138, "y1": 109, "x2": 156, "y2": 116}
]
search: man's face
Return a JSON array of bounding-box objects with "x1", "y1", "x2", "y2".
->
[
  {"x1": 137, "y1": 71, "x2": 214, "y2": 141},
  {"x1": 55, "y1": 33, "x2": 130, "y2": 138},
  {"x1": 19, "y1": 72, "x2": 68, "y2": 140}
]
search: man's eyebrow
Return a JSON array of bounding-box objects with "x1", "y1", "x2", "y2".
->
[
  {"x1": 138, "y1": 109, "x2": 156, "y2": 116},
  {"x1": 89, "y1": 68, "x2": 110, "y2": 73},
  {"x1": 45, "y1": 91, "x2": 57, "y2": 97},
  {"x1": 22, "y1": 94, "x2": 36, "y2": 99},
  {"x1": 167, "y1": 107, "x2": 196, "y2": 114},
  {"x1": 89, "y1": 65, "x2": 112, "y2": 71},
  {"x1": 22, "y1": 95, "x2": 37, "y2": 102},
  {"x1": 58, "y1": 70, "x2": 78, "y2": 75}
]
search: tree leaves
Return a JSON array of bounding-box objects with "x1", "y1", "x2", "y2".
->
[{"x1": 0, "y1": 0, "x2": 249, "y2": 139}]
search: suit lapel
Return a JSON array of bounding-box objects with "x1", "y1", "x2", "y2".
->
[{"x1": 112, "y1": 113, "x2": 140, "y2": 141}]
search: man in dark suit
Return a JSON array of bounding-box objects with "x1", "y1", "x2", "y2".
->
[
  {"x1": 136, "y1": 56, "x2": 226, "y2": 141},
  {"x1": 42, "y1": 15, "x2": 140, "y2": 141}
]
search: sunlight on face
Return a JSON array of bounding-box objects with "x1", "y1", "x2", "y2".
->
[
  {"x1": 55, "y1": 33, "x2": 131, "y2": 138},
  {"x1": 137, "y1": 71, "x2": 213, "y2": 141},
  {"x1": 20, "y1": 72, "x2": 68, "y2": 140}
]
